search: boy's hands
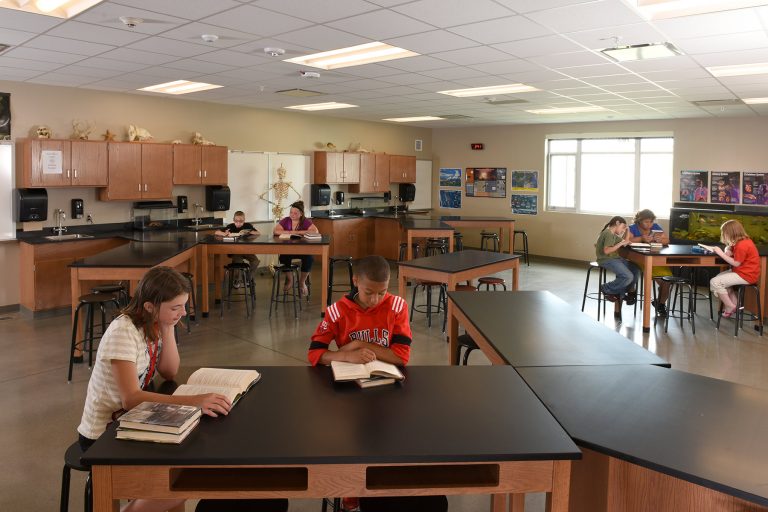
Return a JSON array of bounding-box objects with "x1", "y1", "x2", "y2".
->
[{"x1": 339, "y1": 341, "x2": 377, "y2": 363}]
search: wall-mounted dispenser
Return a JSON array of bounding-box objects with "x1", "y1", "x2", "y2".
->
[
  {"x1": 335, "y1": 191, "x2": 345, "y2": 205},
  {"x1": 71, "y1": 198, "x2": 84, "y2": 219},
  {"x1": 15, "y1": 188, "x2": 48, "y2": 222},
  {"x1": 311, "y1": 184, "x2": 331, "y2": 206},
  {"x1": 205, "y1": 185, "x2": 230, "y2": 212},
  {"x1": 398, "y1": 183, "x2": 416, "y2": 202},
  {"x1": 177, "y1": 195, "x2": 188, "y2": 213}
]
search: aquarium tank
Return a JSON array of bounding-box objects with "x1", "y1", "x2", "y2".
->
[{"x1": 670, "y1": 203, "x2": 768, "y2": 244}]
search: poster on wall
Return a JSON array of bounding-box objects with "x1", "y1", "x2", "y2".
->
[
  {"x1": 710, "y1": 171, "x2": 740, "y2": 204},
  {"x1": 465, "y1": 167, "x2": 506, "y2": 198},
  {"x1": 439, "y1": 189, "x2": 462, "y2": 209},
  {"x1": 511, "y1": 194, "x2": 537, "y2": 215},
  {"x1": 439, "y1": 168, "x2": 462, "y2": 187},
  {"x1": 510, "y1": 170, "x2": 539, "y2": 191},
  {"x1": 679, "y1": 170, "x2": 708, "y2": 202},
  {"x1": 742, "y1": 172, "x2": 768, "y2": 205},
  {"x1": 0, "y1": 93, "x2": 9, "y2": 140}
]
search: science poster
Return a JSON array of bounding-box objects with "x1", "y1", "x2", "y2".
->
[
  {"x1": 511, "y1": 194, "x2": 537, "y2": 215},
  {"x1": 510, "y1": 170, "x2": 538, "y2": 191},
  {"x1": 466, "y1": 167, "x2": 506, "y2": 198},
  {"x1": 742, "y1": 172, "x2": 768, "y2": 205},
  {"x1": 439, "y1": 189, "x2": 462, "y2": 209},
  {"x1": 710, "y1": 171, "x2": 740, "y2": 204},
  {"x1": 439, "y1": 168, "x2": 462, "y2": 187},
  {"x1": 679, "y1": 170, "x2": 708, "y2": 202}
]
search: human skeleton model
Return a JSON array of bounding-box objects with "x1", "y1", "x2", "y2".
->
[{"x1": 259, "y1": 164, "x2": 301, "y2": 220}]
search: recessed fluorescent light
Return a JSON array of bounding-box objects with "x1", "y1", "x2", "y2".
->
[
  {"x1": 526, "y1": 106, "x2": 608, "y2": 114},
  {"x1": 382, "y1": 116, "x2": 445, "y2": 122},
  {"x1": 138, "y1": 80, "x2": 224, "y2": 95},
  {"x1": 284, "y1": 42, "x2": 418, "y2": 70},
  {"x1": 601, "y1": 42, "x2": 681, "y2": 62},
  {"x1": 743, "y1": 97, "x2": 768, "y2": 104},
  {"x1": 285, "y1": 102, "x2": 358, "y2": 111},
  {"x1": 706, "y1": 62, "x2": 768, "y2": 77},
  {"x1": 630, "y1": 0, "x2": 768, "y2": 20},
  {"x1": 0, "y1": 0, "x2": 105, "y2": 18},
  {"x1": 437, "y1": 84, "x2": 538, "y2": 97}
]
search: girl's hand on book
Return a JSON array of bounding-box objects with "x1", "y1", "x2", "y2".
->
[{"x1": 197, "y1": 393, "x2": 232, "y2": 417}]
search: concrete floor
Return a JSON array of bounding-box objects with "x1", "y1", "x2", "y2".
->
[{"x1": 2, "y1": 258, "x2": 767, "y2": 511}]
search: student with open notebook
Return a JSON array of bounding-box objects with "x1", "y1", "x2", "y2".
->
[
  {"x1": 214, "y1": 210, "x2": 261, "y2": 270},
  {"x1": 273, "y1": 200, "x2": 319, "y2": 296},
  {"x1": 627, "y1": 209, "x2": 672, "y2": 317}
]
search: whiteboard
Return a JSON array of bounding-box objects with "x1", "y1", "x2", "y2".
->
[
  {"x1": 0, "y1": 142, "x2": 14, "y2": 240},
  {"x1": 226, "y1": 151, "x2": 310, "y2": 223}
]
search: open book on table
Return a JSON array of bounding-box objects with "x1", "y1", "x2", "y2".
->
[
  {"x1": 278, "y1": 233, "x2": 302, "y2": 240},
  {"x1": 172, "y1": 367, "x2": 261, "y2": 405},
  {"x1": 331, "y1": 360, "x2": 404, "y2": 386},
  {"x1": 697, "y1": 243, "x2": 716, "y2": 253}
]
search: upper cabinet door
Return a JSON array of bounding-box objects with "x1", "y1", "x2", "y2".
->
[
  {"x1": 71, "y1": 141, "x2": 107, "y2": 186},
  {"x1": 105, "y1": 142, "x2": 142, "y2": 200},
  {"x1": 201, "y1": 145, "x2": 228, "y2": 184},
  {"x1": 314, "y1": 151, "x2": 344, "y2": 184},
  {"x1": 374, "y1": 153, "x2": 390, "y2": 192},
  {"x1": 142, "y1": 144, "x2": 173, "y2": 199},
  {"x1": 342, "y1": 152, "x2": 360, "y2": 183},
  {"x1": 30, "y1": 139, "x2": 71, "y2": 187},
  {"x1": 173, "y1": 145, "x2": 202, "y2": 185},
  {"x1": 389, "y1": 155, "x2": 416, "y2": 183}
]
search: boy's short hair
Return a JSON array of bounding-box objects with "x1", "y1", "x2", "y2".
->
[
  {"x1": 354, "y1": 255, "x2": 390, "y2": 282},
  {"x1": 233, "y1": 210, "x2": 245, "y2": 219}
]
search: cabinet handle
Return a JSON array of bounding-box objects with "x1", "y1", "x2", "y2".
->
[
  {"x1": 138, "y1": 183, "x2": 141, "y2": 192},
  {"x1": 203, "y1": 170, "x2": 207, "y2": 178},
  {"x1": 144, "y1": 184, "x2": 148, "y2": 192},
  {"x1": 198, "y1": 171, "x2": 202, "y2": 178},
  {"x1": 66, "y1": 170, "x2": 70, "y2": 178},
  {"x1": 74, "y1": 169, "x2": 78, "y2": 178}
]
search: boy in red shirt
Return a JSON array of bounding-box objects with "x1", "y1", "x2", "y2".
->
[{"x1": 309, "y1": 255, "x2": 411, "y2": 367}]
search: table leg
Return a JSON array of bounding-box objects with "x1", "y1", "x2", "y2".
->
[
  {"x1": 91, "y1": 466, "x2": 119, "y2": 512},
  {"x1": 320, "y1": 245, "x2": 329, "y2": 316},
  {"x1": 512, "y1": 259, "x2": 519, "y2": 291},
  {"x1": 398, "y1": 269, "x2": 407, "y2": 301},
  {"x1": 642, "y1": 257, "x2": 653, "y2": 332},
  {"x1": 407, "y1": 231, "x2": 414, "y2": 260},
  {"x1": 448, "y1": 301, "x2": 458, "y2": 365},
  {"x1": 508, "y1": 222, "x2": 515, "y2": 255},
  {"x1": 545, "y1": 460, "x2": 571, "y2": 512},
  {"x1": 214, "y1": 254, "x2": 222, "y2": 303},
  {"x1": 509, "y1": 494, "x2": 526, "y2": 511},
  {"x1": 448, "y1": 234, "x2": 455, "y2": 253},
  {"x1": 200, "y1": 244, "x2": 210, "y2": 316},
  {"x1": 490, "y1": 494, "x2": 508, "y2": 512},
  {"x1": 70, "y1": 267, "x2": 83, "y2": 357}
]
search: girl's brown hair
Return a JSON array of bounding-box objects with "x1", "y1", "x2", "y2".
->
[
  {"x1": 720, "y1": 219, "x2": 750, "y2": 246},
  {"x1": 290, "y1": 200, "x2": 306, "y2": 224},
  {"x1": 122, "y1": 266, "x2": 190, "y2": 344},
  {"x1": 602, "y1": 216, "x2": 627, "y2": 232},
  {"x1": 633, "y1": 209, "x2": 656, "y2": 225}
]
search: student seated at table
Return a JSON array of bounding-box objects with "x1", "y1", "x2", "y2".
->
[
  {"x1": 273, "y1": 200, "x2": 319, "y2": 296},
  {"x1": 708, "y1": 219, "x2": 760, "y2": 318},
  {"x1": 76, "y1": 267, "x2": 232, "y2": 512},
  {"x1": 215, "y1": 210, "x2": 260, "y2": 269},
  {"x1": 628, "y1": 209, "x2": 671, "y2": 317},
  {"x1": 596, "y1": 216, "x2": 641, "y2": 314}
]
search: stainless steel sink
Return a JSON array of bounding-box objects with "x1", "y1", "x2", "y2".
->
[
  {"x1": 186, "y1": 224, "x2": 217, "y2": 231},
  {"x1": 44, "y1": 233, "x2": 94, "y2": 241},
  {"x1": 327, "y1": 215, "x2": 345, "y2": 219}
]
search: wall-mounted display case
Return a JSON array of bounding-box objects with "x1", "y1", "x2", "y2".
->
[{"x1": 670, "y1": 203, "x2": 768, "y2": 244}]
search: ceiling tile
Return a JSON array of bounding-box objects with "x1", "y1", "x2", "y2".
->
[
  {"x1": 567, "y1": 22, "x2": 667, "y2": 50},
  {"x1": 419, "y1": 66, "x2": 488, "y2": 80},
  {"x1": 674, "y1": 31, "x2": 768, "y2": 56},
  {"x1": 275, "y1": 25, "x2": 368, "y2": 51},
  {"x1": 467, "y1": 59, "x2": 540, "y2": 75},
  {"x1": 431, "y1": 46, "x2": 513, "y2": 65},
  {"x1": 74, "y1": 56, "x2": 149, "y2": 72},
  {"x1": 653, "y1": 9, "x2": 763, "y2": 40},
  {"x1": 581, "y1": 74, "x2": 645, "y2": 86},
  {"x1": 526, "y1": 0, "x2": 643, "y2": 34},
  {"x1": 379, "y1": 73, "x2": 441, "y2": 85},
  {"x1": 0, "y1": 28, "x2": 37, "y2": 46},
  {"x1": 127, "y1": 37, "x2": 214, "y2": 58},
  {"x1": 386, "y1": 30, "x2": 478, "y2": 55},
  {"x1": 205, "y1": 4, "x2": 313, "y2": 37},
  {"x1": 110, "y1": 0, "x2": 242, "y2": 20},
  {"x1": 160, "y1": 23, "x2": 256, "y2": 48},
  {"x1": 327, "y1": 10, "x2": 434, "y2": 40},
  {"x1": 530, "y1": 50, "x2": 611, "y2": 68},
  {"x1": 492, "y1": 34, "x2": 583, "y2": 58},
  {"x1": 194, "y1": 49, "x2": 268, "y2": 67},
  {"x1": 32, "y1": 72, "x2": 100, "y2": 87},
  {"x1": 0, "y1": 66, "x2": 42, "y2": 80},
  {"x1": 59, "y1": 65, "x2": 126, "y2": 79},
  {"x1": 380, "y1": 55, "x2": 453, "y2": 72},
  {"x1": 692, "y1": 48, "x2": 768, "y2": 68},
  {"x1": 23, "y1": 35, "x2": 115, "y2": 56},
  {"x1": 252, "y1": 0, "x2": 379, "y2": 23},
  {"x1": 3, "y1": 47, "x2": 84, "y2": 65},
  {"x1": 74, "y1": 3, "x2": 188, "y2": 35},
  {"x1": 46, "y1": 21, "x2": 147, "y2": 46},
  {"x1": 447, "y1": 15, "x2": 552, "y2": 45},
  {"x1": 165, "y1": 58, "x2": 237, "y2": 74},
  {"x1": 0, "y1": 8, "x2": 63, "y2": 32},
  {"x1": 98, "y1": 48, "x2": 179, "y2": 65},
  {"x1": 619, "y1": 55, "x2": 700, "y2": 73},
  {"x1": 392, "y1": 0, "x2": 513, "y2": 28}
]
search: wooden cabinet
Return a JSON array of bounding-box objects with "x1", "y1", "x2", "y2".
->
[
  {"x1": 16, "y1": 138, "x2": 107, "y2": 187},
  {"x1": 313, "y1": 151, "x2": 360, "y2": 184},
  {"x1": 99, "y1": 143, "x2": 173, "y2": 200},
  {"x1": 313, "y1": 218, "x2": 372, "y2": 259},
  {"x1": 19, "y1": 238, "x2": 127, "y2": 312},
  {"x1": 350, "y1": 153, "x2": 389, "y2": 193},
  {"x1": 373, "y1": 218, "x2": 402, "y2": 261},
  {"x1": 173, "y1": 145, "x2": 228, "y2": 185},
  {"x1": 389, "y1": 155, "x2": 416, "y2": 183}
]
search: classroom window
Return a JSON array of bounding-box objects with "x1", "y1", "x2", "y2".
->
[{"x1": 546, "y1": 137, "x2": 674, "y2": 218}]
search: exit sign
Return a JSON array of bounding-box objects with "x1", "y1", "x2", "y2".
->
[{"x1": 471, "y1": 143, "x2": 484, "y2": 150}]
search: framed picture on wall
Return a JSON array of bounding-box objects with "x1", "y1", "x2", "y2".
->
[
  {"x1": 510, "y1": 170, "x2": 538, "y2": 191},
  {"x1": 465, "y1": 167, "x2": 506, "y2": 198},
  {"x1": 743, "y1": 172, "x2": 768, "y2": 205},
  {"x1": 0, "y1": 93, "x2": 9, "y2": 140},
  {"x1": 439, "y1": 189, "x2": 462, "y2": 209},
  {"x1": 511, "y1": 194, "x2": 537, "y2": 215},
  {"x1": 710, "y1": 171, "x2": 740, "y2": 204},
  {"x1": 679, "y1": 170, "x2": 708, "y2": 202},
  {"x1": 439, "y1": 168, "x2": 462, "y2": 187}
]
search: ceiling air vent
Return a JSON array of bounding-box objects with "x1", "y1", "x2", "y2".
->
[
  {"x1": 691, "y1": 99, "x2": 743, "y2": 107},
  {"x1": 435, "y1": 114, "x2": 473, "y2": 120},
  {"x1": 484, "y1": 98, "x2": 528, "y2": 105},
  {"x1": 275, "y1": 88, "x2": 325, "y2": 97}
]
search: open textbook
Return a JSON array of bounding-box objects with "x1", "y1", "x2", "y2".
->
[
  {"x1": 331, "y1": 360, "x2": 404, "y2": 387},
  {"x1": 173, "y1": 367, "x2": 261, "y2": 405}
]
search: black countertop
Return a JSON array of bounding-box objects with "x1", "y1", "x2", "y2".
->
[
  {"x1": 398, "y1": 249, "x2": 519, "y2": 272},
  {"x1": 448, "y1": 290, "x2": 668, "y2": 367},
  {"x1": 517, "y1": 365, "x2": 768, "y2": 506},
  {"x1": 70, "y1": 241, "x2": 198, "y2": 268},
  {"x1": 202, "y1": 233, "x2": 330, "y2": 246},
  {"x1": 82, "y1": 366, "x2": 580, "y2": 466}
]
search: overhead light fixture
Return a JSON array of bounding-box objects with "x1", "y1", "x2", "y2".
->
[
  {"x1": 382, "y1": 116, "x2": 445, "y2": 122},
  {"x1": 706, "y1": 62, "x2": 768, "y2": 77},
  {"x1": 629, "y1": 0, "x2": 768, "y2": 20},
  {"x1": 284, "y1": 42, "x2": 418, "y2": 70},
  {"x1": 1, "y1": 0, "x2": 106, "y2": 18},
  {"x1": 285, "y1": 102, "x2": 358, "y2": 111},
  {"x1": 526, "y1": 106, "x2": 608, "y2": 114},
  {"x1": 275, "y1": 88, "x2": 325, "y2": 97},
  {"x1": 437, "y1": 84, "x2": 538, "y2": 98},
  {"x1": 743, "y1": 97, "x2": 768, "y2": 104},
  {"x1": 601, "y1": 42, "x2": 681, "y2": 62},
  {"x1": 138, "y1": 80, "x2": 224, "y2": 95},
  {"x1": 200, "y1": 34, "x2": 219, "y2": 43}
]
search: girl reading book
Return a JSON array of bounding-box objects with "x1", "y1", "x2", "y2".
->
[
  {"x1": 627, "y1": 209, "x2": 672, "y2": 317},
  {"x1": 76, "y1": 266, "x2": 232, "y2": 512},
  {"x1": 595, "y1": 216, "x2": 641, "y2": 316},
  {"x1": 273, "y1": 200, "x2": 319, "y2": 296},
  {"x1": 706, "y1": 220, "x2": 760, "y2": 318}
]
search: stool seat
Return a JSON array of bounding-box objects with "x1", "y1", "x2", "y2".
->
[
  {"x1": 582, "y1": 262, "x2": 609, "y2": 321},
  {"x1": 454, "y1": 284, "x2": 476, "y2": 291},
  {"x1": 661, "y1": 275, "x2": 689, "y2": 283},
  {"x1": 64, "y1": 442, "x2": 89, "y2": 472},
  {"x1": 270, "y1": 264, "x2": 301, "y2": 318},
  {"x1": 480, "y1": 232, "x2": 500, "y2": 252},
  {"x1": 69, "y1": 293, "x2": 120, "y2": 381},
  {"x1": 225, "y1": 262, "x2": 251, "y2": 269},
  {"x1": 221, "y1": 263, "x2": 255, "y2": 319},
  {"x1": 411, "y1": 281, "x2": 447, "y2": 330},
  {"x1": 328, "y1": 256, "x2": 355, "y2": 306},
  {"x1": 90, "y1": 284, "x2": 123, "y2": 294},
  {"x1": 79, "y1": 293, "x2": 119, "y2": 304},
  {"x1": 477, "y1": 276, "x2": 507, "y2": 290},
  {"x1": 513, "y1": 229, "x2": 530, "y2": 266},
  {"x1": 456, "y1": 333, "x2": 480, "y2": 366}
]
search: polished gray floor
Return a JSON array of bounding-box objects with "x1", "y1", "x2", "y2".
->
[{"x1": 3, "y1": 258, "x2": 767, "y2": 512}]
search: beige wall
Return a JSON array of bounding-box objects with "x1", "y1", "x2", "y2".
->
[
  {"x1": 432, "y1": 117, "x2": 768, "y2": 261},
  {"x1": 0, "y1": 80, "x2": 432, "y2": 307}
]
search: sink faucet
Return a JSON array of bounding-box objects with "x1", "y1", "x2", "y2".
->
[
  {"x1": 53, "y1": 209, "x2": 67, "y2": 236},
  {"x1": 192, "y1": 203, "x2": 203, "y2": 225}
]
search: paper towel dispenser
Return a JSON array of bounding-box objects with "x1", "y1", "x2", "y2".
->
[
  {"x1": 311, "y1": 184, "x2": 331, "y2": 207},
  {"x1": 205, "y1": 185, "x2": 230, "y2": 212},
  {"x1": 398, "y1": 183, "x2": 415, "y2": 202},
  {"x1": 15, "y1": 188, "x2": 48, "y2": 222}
]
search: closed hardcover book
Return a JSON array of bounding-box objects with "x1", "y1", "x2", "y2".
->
[
  {"x1": 303, "y1": 233, "x2": 322, "y2": 240},
  {"x1": 117, "y1": 418, "x2": 200, "y2": 444},
  {"x1": 356, "y1": 376, "x2": 397, "y2": 388},
  {"x1": 118, "y1": 402, "x2": 201, "y2": 434}
]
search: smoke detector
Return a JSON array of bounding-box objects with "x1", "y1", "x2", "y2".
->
[
  {"x1": 264, "y1": 47, "x2": 285, "y2": 57},
  {"x1": 119, "y1": 16, "x2": 144, "y2": 28},
  {"x1": 299, "y1": 70, "x2": 320, "y2": 78},
  {"x1": 201, "y1": 34, "x2": 219, "y2": 43}
]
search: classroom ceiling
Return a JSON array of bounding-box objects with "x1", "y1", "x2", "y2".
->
[{"x1": 3, "y1": 0, "x2": 768, "y2": 127}]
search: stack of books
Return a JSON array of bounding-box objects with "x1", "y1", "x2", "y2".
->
[
  {"x1": 116, "y1": 402, "x2": 201, "y2": 444},
  {"x1": 331, "y1": 360, "x2": 405, "y2": 388},
  {"x1": 303, "y1": 232, "x2": 322, "y2": 240}
]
